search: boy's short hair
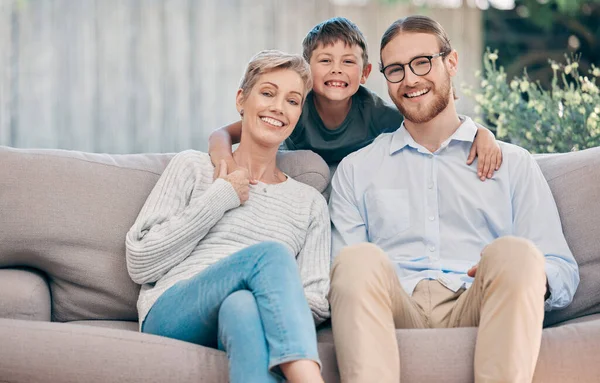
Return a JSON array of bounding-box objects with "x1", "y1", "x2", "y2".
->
[
  {"x1": 302, "y1": 17, "x2": 369, "y2": 68},
  {"x1": 239, "y1": 50, "x2": 312, "y2": 101}
]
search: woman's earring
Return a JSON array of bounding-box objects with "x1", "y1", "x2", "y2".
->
[{"x1": 239, "y1": 109, "x2": 244, "y2": 117}]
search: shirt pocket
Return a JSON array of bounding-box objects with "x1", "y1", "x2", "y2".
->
[{"x1": 365, "y1": 189, "x2": 411, "y2": 240}]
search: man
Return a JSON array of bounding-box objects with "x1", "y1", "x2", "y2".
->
[{"x1": 328, "y1": 15, "x2": 579, "y2": 383}]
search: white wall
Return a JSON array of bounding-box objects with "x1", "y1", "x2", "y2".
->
[{"x1": 0, "y1": 0, "x2": 482, "y2": 153}]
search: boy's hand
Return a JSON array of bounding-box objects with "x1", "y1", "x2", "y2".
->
[
  {"x1": 217, "y1": 160, "x2": 250, "y2": 204},
  {"x1": 467, "y1": 129, "x2": 502, "y2": 181},
  {"x1": 213, "y1": 156, "x2": 240, "y2": 180}
]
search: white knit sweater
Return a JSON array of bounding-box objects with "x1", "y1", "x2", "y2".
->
[{"x1": 126, "y1": 150, "x2": 331, "y2": 327}]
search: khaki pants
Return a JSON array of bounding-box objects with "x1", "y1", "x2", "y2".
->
[{"x1": 329, "y1": 236, "x2": 546, "y2": 383}]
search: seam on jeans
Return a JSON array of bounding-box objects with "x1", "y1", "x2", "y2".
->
[{"x1": 251, "y1": 246, "x2": 292, "y2": 360}]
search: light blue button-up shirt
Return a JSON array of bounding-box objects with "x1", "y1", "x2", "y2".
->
[{"x1": 329, "y1": 116, "x2": 579, "y2": 311}]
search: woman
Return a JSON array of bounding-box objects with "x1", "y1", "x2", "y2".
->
[{"x1": 126, "y1": 50, "x2": 329, "y2": 383}]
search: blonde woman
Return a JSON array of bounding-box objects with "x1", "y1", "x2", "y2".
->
[{"x1": 126, "y1": 51, "x2": 329, "y2": 383}]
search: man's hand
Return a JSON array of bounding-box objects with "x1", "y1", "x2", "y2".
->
[
  {"x1": 468, "y1": 247, "x2": 485, "y2": 277},
  {"x1": 468, "y1": 262, "x2": 552, "y2": 302},
  {"x1": 217, "y1": 160, "x2": 250, "y2": 204},
  {"x1": 467, "y1": 264, "x2": 478, "y2": 278}
]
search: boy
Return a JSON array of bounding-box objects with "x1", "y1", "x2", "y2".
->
[{"x1": 209, "y1": 17, "x2": 501, "y2": 181}]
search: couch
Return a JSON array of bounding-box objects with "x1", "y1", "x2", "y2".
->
[{"x1": 1, "y1": 145, "x2": 599, "y2": 383}]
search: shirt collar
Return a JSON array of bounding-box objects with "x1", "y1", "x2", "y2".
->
[{"x1": 389, "y1": 115, "x2": 478, "y2": 155}]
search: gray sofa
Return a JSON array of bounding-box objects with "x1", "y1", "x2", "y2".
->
[{"x1": 1, "y1": 145, "x2": 599, "y2": 383}]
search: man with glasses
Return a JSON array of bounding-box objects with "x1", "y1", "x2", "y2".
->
[{"x1": 328, "y1": 15, "x2": 579, "y2": 383}]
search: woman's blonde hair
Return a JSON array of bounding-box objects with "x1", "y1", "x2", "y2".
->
[{"x1": 239, "y1": 50, "x2": 312, "y2": 101}]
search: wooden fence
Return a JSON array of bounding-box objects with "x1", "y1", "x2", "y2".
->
[{"x1": 0, "y1": 0, "x2": 482, "y2": 153}]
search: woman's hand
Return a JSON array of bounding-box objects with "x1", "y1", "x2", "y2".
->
[
  {"x1": 217, "y1": 160, "x2": 250, "y2": 204},
  {"x1": 467, "y1": 128, "x2": 502, "y2": 181},
  {"x1": 213, "y1": 157, "x2": 239, "y2": 180}
]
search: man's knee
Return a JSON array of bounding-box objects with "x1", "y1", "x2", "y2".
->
[
  {"x1": 481, "y1": 236, "x2": 545, "y2": 285},
  {"x1": 330, "y1": 243, "x2": 392, "y2": 296}
]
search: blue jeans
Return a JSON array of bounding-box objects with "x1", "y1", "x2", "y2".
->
[{"x1": 142, "y1": 242, "x2": 320, "y2": 383}]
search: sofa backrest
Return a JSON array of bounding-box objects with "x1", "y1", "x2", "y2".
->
[
  {"x1": 0, "y1": 148, "x2": 171, "y2": 321},
  {"x1": 1, "y1": 145, "x2": 599, "y2": 325},
  {"x1": 536, "y1": 146, "x2": 600, "y2": 326},
  {"x1": 0, "y1": 147, "x2": 329, "y2": 322}
]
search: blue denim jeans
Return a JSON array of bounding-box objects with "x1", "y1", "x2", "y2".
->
[{"x1": 142, "y1": 241, "x2": 320, "y2": 383}]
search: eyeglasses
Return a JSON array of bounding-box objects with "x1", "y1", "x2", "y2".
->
[{"x1": 380, "y1": 52, "x2": 446, "y2": 84}]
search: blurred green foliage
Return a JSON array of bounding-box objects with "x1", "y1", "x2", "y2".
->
[
  {"x1": 464, "y1": 49, "x2": 600, "y2": 153},
  {"x1": 485, "y1": 1, "x2": 599, "y2": 89}
]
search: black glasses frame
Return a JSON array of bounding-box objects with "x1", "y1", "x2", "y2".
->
[{"x1": 380, "y1": 52, "x2": 446, "y2": 84}]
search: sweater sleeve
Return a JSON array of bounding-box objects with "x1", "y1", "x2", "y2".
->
[
  {"x1": 296, "y1": 194, "x2": 332, "y2": 326},
  {"x1": 125, "y1": 151, "x2": 240, "y2": 285}
]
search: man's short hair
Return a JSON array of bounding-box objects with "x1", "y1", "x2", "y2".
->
[
  {"x1": 302, "y1": 17, "x2": 369, "y2": 68},
  {"x1": 239, "y1": 50, "x2": 312, "y2": 101},
  {"x1": 379, "y1": 15, "x2": 452, "y2": 71}
]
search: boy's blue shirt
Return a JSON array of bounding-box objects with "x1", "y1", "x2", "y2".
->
[{"x1": 283, "y1": 85, "x2": 403, "y2": 165}]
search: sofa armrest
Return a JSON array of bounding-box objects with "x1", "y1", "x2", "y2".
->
[{"x1": 0, "y1": 268, "x2": 51, "y2": 321}]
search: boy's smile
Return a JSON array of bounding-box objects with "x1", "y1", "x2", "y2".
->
[
  {"x1": 310, "y1": 41, "x2": 370, "y2": 102},
  {"x1": 325, "y1": 80, "x2": 348, "y2": 88}
]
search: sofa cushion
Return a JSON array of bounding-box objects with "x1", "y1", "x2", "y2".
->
[
  {"x1": 535, "y1": 146, "x2": 600, "y2": 326},
  {"x1": 0, "y1": 318, "x2": 229, "y2": 383},
  {"x1": 68, "y1": 320, "x2": 139, "y2": 331},
  {"x1": 549, "y1": 312, "x2": 600, "y2": 327},
  {"x1": 0, "y1": 146, "x2": 330, "y2": 322},
  {"x1": 3, "y1": 318, "x2": 597, "y2": 383},
  {"x1": 0, "y1": 268, "x2": 51, "y2": 321},
  {"x1": 0, "y1": 147, "x2": 173, "y2": 321},
  {"x1": 317, "y1": 320, "x2": 600, "y2": 383},
  {"x1": 533, "y1": 317, "x2": 600, "y2": 382},
  {"x1": 0, "y1": 318, "x2": 339, "y2": 383}
]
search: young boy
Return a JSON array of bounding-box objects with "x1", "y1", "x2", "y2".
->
[{"x1": 209, "y1": 17, "x2": 501, "y2": 181}]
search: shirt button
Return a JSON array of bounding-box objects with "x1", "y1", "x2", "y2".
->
[
  {"x1": 428, "y1": 183, "x2": 434, "y2": 189},
  {"x1": 428, "y1": 216, "x2": 435, "y2": 221},
  {"x1": 429, "y1": 246, "x2": 436, "y2": 252}
]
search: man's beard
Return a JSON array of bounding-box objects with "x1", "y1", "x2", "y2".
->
[{"x1": 391, "y1": 73, "x2": 452, "y2": 124}]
